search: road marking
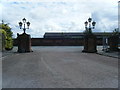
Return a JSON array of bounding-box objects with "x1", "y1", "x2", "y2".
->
[
  {"x1": 1, "y1": 53, "x2": 20, "y2": 60},
  {"x1": 41, "y1": 57, "x2": 57, "y2": 75}
]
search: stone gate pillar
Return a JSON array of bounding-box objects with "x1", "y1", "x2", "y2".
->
[
  {"x1": 109, "y1": 35, "x2": 119, "y2": 51},
  {"x1": 82, "y1": 34, "x2": 97, "y2": 53},
  {"x1": 17, "y1": 33, "x2": 32, "y2": 53}
]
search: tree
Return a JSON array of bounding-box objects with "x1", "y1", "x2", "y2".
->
[
  {"x1": 0, "y1": 21, "x2": 13, "y2": 50},
  {"x1": 0, "y1": 29, "x2": 6, "y2": 51},
  {"x1": 108, "y1": 28, "x2": 119, "y2": 51}
]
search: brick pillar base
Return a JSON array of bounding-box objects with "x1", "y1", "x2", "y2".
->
[
  {"x1": 17, "y1": 33, "x2": 32, "y2": 53},
  {"x1": 82, "y1": 34, "x2": 97, "y2": 53}
]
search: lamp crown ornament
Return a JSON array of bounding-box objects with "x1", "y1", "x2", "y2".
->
[
  {"x1": 18, "y1": 18, "x2": 30, "y2": 34},
  {"x1": 84, "y1": 17, "x2": 96, "y2": 33}
]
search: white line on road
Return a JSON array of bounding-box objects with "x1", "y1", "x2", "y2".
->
[
  {"x1": 1, "y1": 53, "x2": 20, "y2": 60},
  {"x1": 41, "y1": 57, "x2": 57, "y2": 75}
]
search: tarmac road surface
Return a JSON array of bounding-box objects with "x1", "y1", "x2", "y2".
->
[{"x1": 2, "y1": 46, "x2": 118, "y2": 88}]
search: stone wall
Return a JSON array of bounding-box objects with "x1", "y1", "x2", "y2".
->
[{"x1": 13, "y1": 38, "x2": 103, "y2": 46}]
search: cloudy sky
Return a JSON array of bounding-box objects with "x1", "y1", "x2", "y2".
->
[{"x1": 0, "y1": 0, "x2": 119, "y2": 38}]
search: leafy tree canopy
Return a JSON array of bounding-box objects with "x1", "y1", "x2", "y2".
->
[
  {"x1": 0, "y1": 21, "x2": 13, "y2": 50},
  {"x1": 0, "y1": 29, "x2": 7, "y2": 37},
  {"x1": 0, "y1": 23, "x2": 13, "y2": 37}
]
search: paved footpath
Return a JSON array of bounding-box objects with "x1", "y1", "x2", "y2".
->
[{"x1": 2, "y1": 46, "x2": 118, "y2": 88}]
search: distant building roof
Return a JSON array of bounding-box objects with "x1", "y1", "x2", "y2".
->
[{"x1": 44, "y1": 32, "x2": 114, "y2": 38}]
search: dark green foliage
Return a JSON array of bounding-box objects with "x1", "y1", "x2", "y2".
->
[
  {"x1": 0, "y1": 29, "x2": 6, "y2": 51},
  {"x1": 0, "y1": 21, "x2": 13, "y2": 51}
]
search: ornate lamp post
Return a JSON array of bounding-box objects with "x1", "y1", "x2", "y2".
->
[
  {"x1": 84, "y1": 18, "x2": 96, "y2": 34},
  {"x1": 82, "y1": 17, "x2": 97, "y2": 53},
  {"x1": 19, "y1": 18, "x2": 30, "y2": 34},
  {"x1": 17, "y1": 18, "x2": 32, "y2": 53}
]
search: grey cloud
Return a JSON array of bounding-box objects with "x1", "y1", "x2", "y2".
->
[{"x1": 1, "y1": 0, "x2": 118, "y2": 37}]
